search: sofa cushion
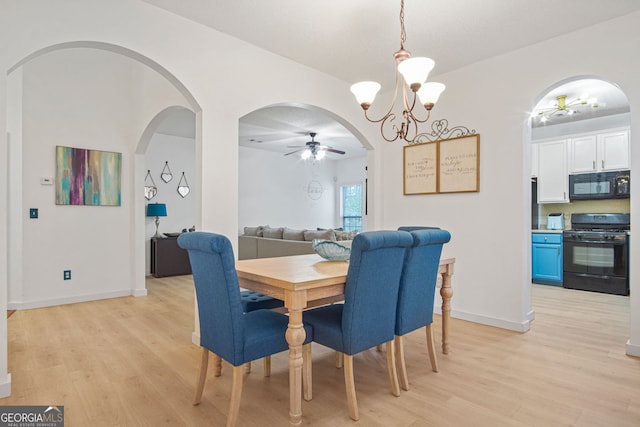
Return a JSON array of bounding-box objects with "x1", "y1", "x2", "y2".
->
[
  {"x1": 304, "y1": 229, "x2": 336, "y2": 241},
  {"x1": 283, "y1": 227, "x2": 305, "y2": 241},
  {"x1": 262, "y1": 226, "x2": 284, "y2": 239},
  {"x1": 244, "y1": 225, "x2": 263, "y2": 237}
]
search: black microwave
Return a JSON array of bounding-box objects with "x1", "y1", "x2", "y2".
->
[{"x1": 569, "y1": 170, "x2": 630, "y2": 200}]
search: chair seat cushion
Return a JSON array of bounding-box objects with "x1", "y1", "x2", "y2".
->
[
  {"x1": 240, "y1": 290, "x2": 284, "y2": 312},
  {"x1": 303, "y1": 304, "x2": 348, "y2": 353},
  {"x1": 242, "y1": 310, "x2": 313, "y2": 363}
]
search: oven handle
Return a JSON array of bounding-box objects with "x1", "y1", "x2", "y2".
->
[{"x1": 563, "y1": 238, "x2": 627, "y2": 245}]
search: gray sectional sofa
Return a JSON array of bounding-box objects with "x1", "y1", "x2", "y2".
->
[{"x1": 238, "y1": 225, "x2": 356, "y2": 260}]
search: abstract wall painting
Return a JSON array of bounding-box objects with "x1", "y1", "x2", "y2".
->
[{"x1": 55, "y1": 146, "x2": 122, "y2": 206}]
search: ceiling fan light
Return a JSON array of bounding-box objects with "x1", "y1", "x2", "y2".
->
[
  {"x1": 315, "y1": 150, "x2": 326, "y2": 160},
  {"x1": 350, "y1": 81, "x2": 381, "y2": 107},
  {"x1": 301, "y1": 149, "x2": 312, "y2": 160},
  {"x1": 417, "y1": 82, "x2": 446, "y2": 106},
  {"x1": 397, "y1": 57, "x2": 435, "y2": 89}
]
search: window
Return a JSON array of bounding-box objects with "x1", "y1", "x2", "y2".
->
[{"x1": 341, "y1": 184, "x2": 362, "y2": 232}]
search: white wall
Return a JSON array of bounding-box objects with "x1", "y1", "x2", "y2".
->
[
  {"x1": 15, "y1": 49, "x2": 135, "y2": 307},
  {"x1": 238, "y1": 146, "x2": 338, "y2": 231},
  {"x1": 238, "y1": 147, "x2": 368, "y2": 233},
  {"x1": 144, "y1": 133, "x2": 195, "y2": 274}
]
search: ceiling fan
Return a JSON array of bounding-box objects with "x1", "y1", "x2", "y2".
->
[{"x1": 284, "y1": 132, "x2": 346, "y2": 159}]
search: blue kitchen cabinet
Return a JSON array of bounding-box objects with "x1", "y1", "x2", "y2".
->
[{"x1": 532, "y1": 233, "x2": 563, "y2": 285}]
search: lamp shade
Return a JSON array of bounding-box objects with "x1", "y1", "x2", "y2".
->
[
  {"x1": 417, "y1": 82, "x2": 446, "y2": 105},
  {"x1": 397, "y1": 57, "x2": 435, "y2": 88},
  {"x1": 146, "y1": 203, "x2": 167, "y2": 217},
  {"x1": 350, "y1": 81, "x2": 381, "y2": 105}
]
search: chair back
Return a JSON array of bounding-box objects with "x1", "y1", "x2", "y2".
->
[
  {"x1": 396, "y1": 228, "x2": 451, "y2": 336},
  {"x1": 177, "y1": 232, "x2": 246, "y2": 365},
  {"x1": 341, "y1": 230, "x2": 413, "y2": 354}
]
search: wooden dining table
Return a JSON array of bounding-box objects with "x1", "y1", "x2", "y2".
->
[{"x1": 236, "y1": 253, "x2": 455, "y2": 427}]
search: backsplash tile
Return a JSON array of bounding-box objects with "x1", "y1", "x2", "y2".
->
[{"x1": 541, "y1": 199, "x2": 630, "y2": 229}]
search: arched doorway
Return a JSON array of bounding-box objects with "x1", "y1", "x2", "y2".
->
[{"x1": 528, "y1": 76, "x2": 632, "y2": 342}]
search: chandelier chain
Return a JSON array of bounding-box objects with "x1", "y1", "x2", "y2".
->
[{"x1": 399, "y1": 0, "x2": 406, "y2": 50}]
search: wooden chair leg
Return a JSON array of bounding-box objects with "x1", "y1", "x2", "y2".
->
[
  {"x1": 244, "y1": 362, "x2": 251, "y2": 374},
  {"x1": 213, "y1": 353, "x2": 222, "y2": 377},
  {"x1": 395, "y1": 335, "x2": 409, "y2": 391},
  {"x1": 335, "y1": 351, "x2": 343, "y2": 368},
  {"x1": 263, "y1": 356, "x2": 271, "y2": 377},
  {"x1": 426, "y1": 324, "x2": 439, "y2": 373},
  {"x1": 343, "y1": 354, "x2": 359, "y2": 421},
  {"x1": 386, "y1": 339, "x2": 400, "y2": 397},
  {"x1": 227, "y1": 365, "x2": 244, "y2": 427},
  {"x1": 303, "y1": 343, "x2": 312, "y2": 401},
  {"x1": 193, "y1": 347, "x2": 209, "y2": 405}
]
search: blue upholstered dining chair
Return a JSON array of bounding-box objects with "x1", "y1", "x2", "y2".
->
[
  {"x1": 303, "y1": 230, "x2": 413, "y2": 421},
  {"x1": 177, "y1": 232, "x2": 313, "y2": 427},
  {"x1": 395, "y1": 227, "x2": 451, "y2": 391}
]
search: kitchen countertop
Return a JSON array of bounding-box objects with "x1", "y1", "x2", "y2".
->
[{"x1": 531, "y1": 229, "x2": 564, "y2": 234}]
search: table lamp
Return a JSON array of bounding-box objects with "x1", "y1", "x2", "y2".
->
[{"x1": 146, "y1": 203, "x2": 167, "y2": 238}]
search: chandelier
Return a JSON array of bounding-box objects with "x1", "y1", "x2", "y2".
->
[
  {"x1": 533, "y1": 94, "x2": 598, "y2": 123},
  {"x1": 350, "y1": 0, "x2": 446, "y2": 144}
]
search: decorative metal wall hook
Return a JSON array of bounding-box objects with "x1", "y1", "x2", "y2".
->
[
  {"x1": 161, "y1": 161, "x2": 173, "y2": 183},
  {"x1": 177, "y1": 172, "x2": 190, "y2": 198},
  {"x1": 144, "y1": 169, "x2": 157, "y2": 200}
]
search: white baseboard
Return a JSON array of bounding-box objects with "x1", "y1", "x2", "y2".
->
[
  {"x1": 0, "y1": 373, "x2": 11, "y2": 398},
  {"x1": 132, "y1": 289, "x2": 148, "y2": 297},
  {"x1": 7, "y1": 290, "x2": 133, "y2": 310},
  {"x1": 440, "y1": 308, "x2": 532, "y2": 333},
  {"x1": 626, "y1": 339, "x2": 640, "y2": 357}
]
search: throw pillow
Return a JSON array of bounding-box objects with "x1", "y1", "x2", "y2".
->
[
  {"x1": 262, "y1": 226, "x2": 284, "y2": 239},
  {"x1": 335, "y1": 230, "x2": 357, "y2": 241},
  {"x1": 304, "y1": 229, "x2": 336, "y2": 241},
  {"x1": 283, "y1": 228, "x2": 305, "y2": 241}
]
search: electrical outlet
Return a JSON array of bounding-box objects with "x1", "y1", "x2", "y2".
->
[
  {"x1": 63, "y1": 270, "x2": 71, "y2": 280},
  {"x1": 29, "y1": 208, "x2": 38, "y2": 219}
]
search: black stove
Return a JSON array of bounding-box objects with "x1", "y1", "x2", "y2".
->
[{"x1": 563, "y1": 213, "x2": 630, "y2": 295}]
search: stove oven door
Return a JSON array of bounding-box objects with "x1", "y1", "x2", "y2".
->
[{"x1": 562, "y1": 233, "x2": 629, "y2": 295}]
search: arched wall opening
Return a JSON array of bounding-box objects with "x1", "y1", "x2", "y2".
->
[
  {"x1": 237, "y1": 102, "x2": 372, "y2": 235},
  {"x1": 6, "y1": 42, "x2": 201, "y2": 307},
  {"x1": 526, "y1": 75, "x2": 632, "y2": 348}
]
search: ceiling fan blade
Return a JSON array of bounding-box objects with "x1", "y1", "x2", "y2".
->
[
  {"x1": 325, "y1": 148, "x2": 346, "y2": 155},
  {"x1": 284, "y1": 148, "x2": 305, "y2": 156}
]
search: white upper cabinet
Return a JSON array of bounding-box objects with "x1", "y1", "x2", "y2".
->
[
  {"x1": 569, "y1": 129, "x2": 629, "y2": 173},
  {"x1": 538, "y1": 140, "x2": 568, "y2": 203}
]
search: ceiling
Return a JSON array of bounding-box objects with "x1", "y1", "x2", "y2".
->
[{"x1": 147, "y1": 0, "x2": 639, "y2": 153}]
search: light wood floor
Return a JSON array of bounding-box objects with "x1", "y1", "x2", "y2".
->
[{"x1": 2, "y1": 277, "x2": 639, "y2": 426}]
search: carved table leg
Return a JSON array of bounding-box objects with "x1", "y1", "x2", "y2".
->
[
  {"x1": 440, "y1": 264, "x2": 454, "y2": 354},
  {"x1": 285, "y1": 291, "x2": 307, "y2": 427}
]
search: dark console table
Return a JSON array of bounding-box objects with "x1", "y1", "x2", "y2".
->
[{"x1": 150, "y1": 236, "x2": 192, "y2": 278}]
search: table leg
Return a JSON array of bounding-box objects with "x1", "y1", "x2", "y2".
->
[
  {"x1": 440, "y1": 264, "x2": 454, "y2": 354},
  {"x1": 285, "y1": 292, "x2": 306, "y2": 427}
]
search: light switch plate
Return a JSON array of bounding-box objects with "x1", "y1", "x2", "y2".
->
[{"x1": 29, "y1": 208, "x2": 38, "y2": 219}]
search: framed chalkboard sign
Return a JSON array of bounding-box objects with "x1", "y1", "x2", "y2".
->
[{"x1": 403, "y1": 134, "x2": 480, "y2": 195}]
